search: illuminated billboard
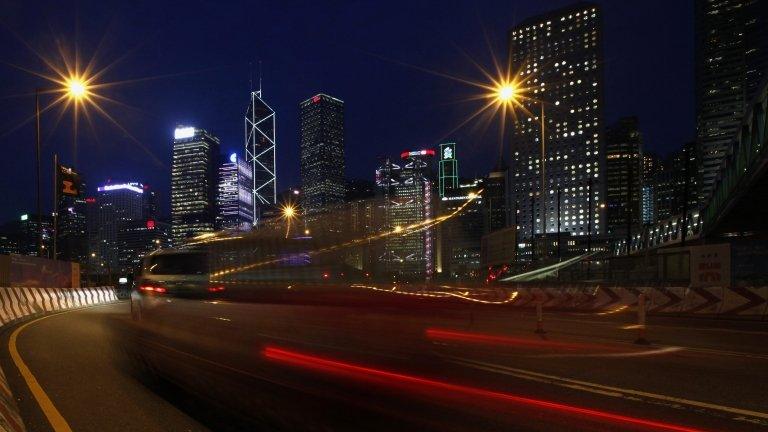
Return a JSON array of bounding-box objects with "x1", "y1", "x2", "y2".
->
[{"x1": 174, "y1": 127, "x2": 196, "y2": 140}]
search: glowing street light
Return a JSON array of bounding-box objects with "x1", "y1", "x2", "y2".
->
[
  {"x1": 281, "y1": 204, "x2": 297, "y2": 238},
  {"x1": 495, "y1": 82, "x2": 517, "y2": 103},
  {"x1": 282, "y1": 205, "x2": 296, "y2": 219},
  {"x1": 66, "y1": 77, "x2": 88, "y2": 100},
  {"x1": 495, "y1": 78, "x2": 548, "y2": 241}
]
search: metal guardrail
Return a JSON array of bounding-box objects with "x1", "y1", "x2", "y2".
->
[{"x1": 612, "y1": 211, "x2": 702, "y2": 255}]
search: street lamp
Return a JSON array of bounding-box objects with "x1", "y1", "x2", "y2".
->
[
  {"x1": 66, "y1": 78, "x2": 88, "y2": 99},
  {"x1": 495, "y1": 83, "x2": 516, "y2": 103},
  {"x1": 281, "y1": 204, "x2": 297, "y2": 238},
  {"x1": 495, "y1": 81, "x2": 548, "y2": 257},
  {"x1": 34, "y1": 75, "x2": 91, "y2": 257}
]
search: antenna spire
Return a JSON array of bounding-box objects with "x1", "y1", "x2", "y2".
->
[{"x1": 258, "y1": 60, "x2": 263, "y2": 95}]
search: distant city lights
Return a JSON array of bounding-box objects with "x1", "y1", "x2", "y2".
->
[
  {"x1": 97, "y1": 183, "x2": 144, "y2": 194},
  {"x1": 400, "y1": 149, "x2": 436, "y2": 159}
]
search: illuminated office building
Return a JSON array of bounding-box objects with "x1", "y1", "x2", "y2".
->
[
  {"x1": 95, "y1": 182, "x2": 147, "y2": 270},
  {"x1": 217, "y1": 152, "x2": 254, "y2": 231},
  {"x1": 605, "y1": 117, "x2": 642, "y2": 237},
  {"x1": 439, "y1": 178, "x2": 483, "y2": 279},
  {"x1": 171, "y1": 126, "x2": 220, "y2": 244},
  {"x1": 507, "y1": 3, "x2": 606, "y2": 240},
  {"x1": 299, "y1": 94, "x2": 345, "y2": 213},
  {"x1": 376, "y1": 150, "x2": 435, "y2": 280},
  {"x1": 116, "y1": 219, "x2": 170, "y2": 275}
]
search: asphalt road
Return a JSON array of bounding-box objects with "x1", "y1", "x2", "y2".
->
[{"x1": 1, "y1": 301, "x2": 767, "y2": 431}]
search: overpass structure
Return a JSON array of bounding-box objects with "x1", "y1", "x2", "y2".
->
[{"x1": 614, "y1": 75, "x2": 768, "y2": 255}]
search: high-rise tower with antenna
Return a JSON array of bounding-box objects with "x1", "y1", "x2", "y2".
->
[{"x1": 244, "y1": 72, "x2": 277, "y2": 225}]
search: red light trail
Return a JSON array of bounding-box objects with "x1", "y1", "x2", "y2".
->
[{"x1": 263, "y1": 346, "x2": 706, "y2": 432}]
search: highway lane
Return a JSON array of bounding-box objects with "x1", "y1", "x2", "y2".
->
[{"x1": 0, "y1": 300, "x2": 766, "y2": 431}]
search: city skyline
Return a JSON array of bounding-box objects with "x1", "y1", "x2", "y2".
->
[
  {"x1": 0, "y1": 3, "x2": 766, "y2": 431},
  {"x1": 0, "y1": 0, "x2": 695, "y2": 223}
]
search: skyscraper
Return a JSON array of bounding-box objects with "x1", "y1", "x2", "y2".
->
[
  {"x1": 56, "y1": 164, "x2": 87, "y2": 263},
  {"x1": 605, "y1": 117, "x2": 642, "y2": 238},
  {"x1": 95, "y1": 182, "x2": 146, "y2": 270},
  {"x1": 641, "y1": 152, "x2": 663, "y2": 225},
  {"x1": 116, "y1": 219, "x2": 170, "y2": 275},
  {"x1": 655, "y1": 142, "x2": 698, "y2": 222},
  {"x1": 695, "y1": 0, "x2": 768, "y2": 202},
  {"x1": 376, "y1": 150, "x2": 435, "y2": 280},
  {"x1": 300, "y1": 94, "x2": 345, "y2": 213},
  {"x1": 507, "y1": 3, "x2": 606, "y2": 241},
  {"x1": 437, "y1": 142, "x2": 458, "y2": 198},
  {"x1": 483, "y1": 164, "x2": 509, "y2": 234},
  {"x1": 171, "y1": 126, "x2": 220, "y2": 244},
  {"x1": 439, "y1": 178, "x2": 483, "y2": 279},
  {"x1": 217, "y1": 152, "x2": 254, "y2": 231},
  {"x1": 245, "y1": 88, "x2": 276, "y2": 223}
]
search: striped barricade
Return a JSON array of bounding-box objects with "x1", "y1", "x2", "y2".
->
[
  {"x1": 680, "y1": 286, "x2": 724, "y2": 315},
  {"x1": 719, "y1": 286, "x2": 768, "y2": 317}
]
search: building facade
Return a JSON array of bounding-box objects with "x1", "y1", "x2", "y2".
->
[
  {"x1": 439, "y1": 179, "x2": 483, "y2": 279},
  {"x1": 299, "y1": 94, "x2": 345, "y2": 213},
  {"x1": 695, "y1": 0, "x2": 768, "y2": 202},
  {"x1": 171, "y1": 126, "x2": 220, "y2": 244},
  {"x1": 245, "y1": 88, "x2": 277, "y2": 222},
  {"x1": 437, "y1": 142, "x2": 458, "y2": 198},
  {"x1": 376, "y1": 150, "x2": 435, "y2": 280},
  {"x1": 55, "y1": 165, "x2": 87, "y2": 263},
  {"x1": 94, "y1": 183, "x2": 146, "y2": 271},
  {"x1": 641, "y1": 152, "x2": 663, "y2": 225},
  {"x1": 605, "y1": 117, "x2": 642, "y2": 238},
  {"x1": 116, "y1": 219, "x2": 170, "y2": 275},
  {"x1": 654, "y1": 142, "x2": 698, "y2": 222},
  {"x1": 483, "y1": 165, "x2": 509, "y2": 234},
  {"x1": 507, "y1": 3, "x2": 606, "y2": 242},
  {"x1": 217, "y1": 152, "x2": 254, "y2": 231},
  {"x1": 0, "y1": 213, "x2": 53, "y2": 257}
]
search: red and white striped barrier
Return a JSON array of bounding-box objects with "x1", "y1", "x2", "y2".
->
[
  {"x1": 0, "y1": 286, "x2": 117, "y2": 325},
  {"x1": 504, "y1": 284, "x2": 768, "y2": 320}
]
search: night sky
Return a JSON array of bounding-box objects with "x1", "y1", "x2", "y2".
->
[{"x1": 0, "y1": 0, "x2": 694, "y2": 223}]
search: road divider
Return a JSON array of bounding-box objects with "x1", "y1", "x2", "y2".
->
[
  {"x1": 501, "y1": 284, "x2": 768, "y2": 320},
  {"x1": 0, "y1": 286, "x2": 118, "y2": 432}
]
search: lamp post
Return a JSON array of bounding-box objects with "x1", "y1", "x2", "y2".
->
[
  {"x1": 495, "y1": 83, "x2": 548, "y2": 258},
  {"x1": 282, "y1": 204, "x2": 296, "y2": 239},
  {"x1": 34, "y1": 77, "x2": 89, "y2": 258}
]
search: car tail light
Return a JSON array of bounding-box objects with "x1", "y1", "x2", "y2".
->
[
  {"x1": 208, "y1": 285, "x2": 226, "y2": 293},
  {"x1": 139, "y1": 285, "x2": 167, "y2": 294}
]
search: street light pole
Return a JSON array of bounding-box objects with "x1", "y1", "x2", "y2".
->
[
  {"x1": 540, "y1": 103, "x2": 546, "y2": 236},
  {"x1": 35, "y1": 88, "x2": 42, "y2": 257},
  {"x1": 557, "y1": 186, "x2": 561, "y2": 261},
  {"x1": 32, "y1": 78, "x2": 89, "y2": 259}
]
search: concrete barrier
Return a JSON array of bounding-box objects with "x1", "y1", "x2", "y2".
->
[
  {"x1": 0, "y1": 286, "x2": 118, "y2": 432},
  {"x1": 499, "y1": 283, "x2": 768, "y2": 320}
]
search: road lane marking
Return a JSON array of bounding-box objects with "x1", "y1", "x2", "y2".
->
[
  {"x1": 9, "y1": 313, "x2": 73, "y2": 432},
  {"x1": 447, "y1": 356, "x2": 768, "y2": 426}
]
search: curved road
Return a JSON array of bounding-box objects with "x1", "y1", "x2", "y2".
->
[{"x1": 0, "y1": 302, "x2": 208, "y2": 432}]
